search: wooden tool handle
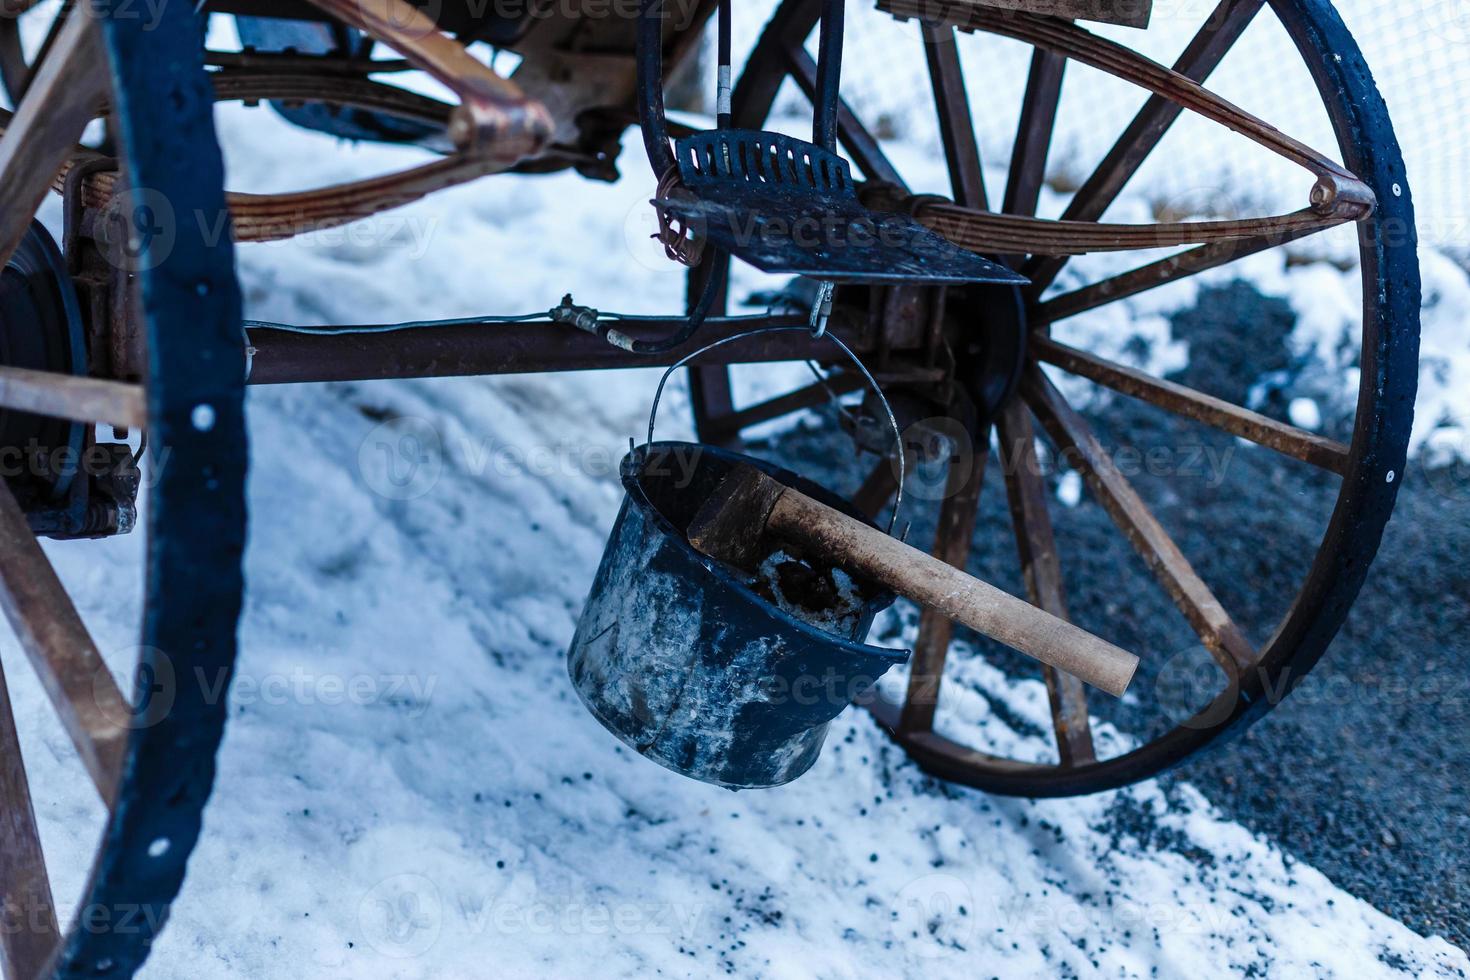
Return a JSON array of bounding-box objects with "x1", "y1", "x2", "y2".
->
[{"x1": 767, "y1": 487, "x2": 1138, "y2": 697}]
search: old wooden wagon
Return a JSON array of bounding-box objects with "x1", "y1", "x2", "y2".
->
[{"x1": 0, "y1": 0, "x2": 1417, "y2": 972}]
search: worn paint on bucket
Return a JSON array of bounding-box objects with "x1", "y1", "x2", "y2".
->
[{"x1": 568, "y1": 442, "x2": 908, "y2": 789}]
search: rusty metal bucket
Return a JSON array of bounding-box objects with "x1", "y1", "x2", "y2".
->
[{"x1": 568, "y1": 442, "x2": 907, "y2": 789}]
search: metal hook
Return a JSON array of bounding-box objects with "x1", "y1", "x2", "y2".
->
[{"x1": 809, "y1": 281, "x2": 835, "y2": 338}]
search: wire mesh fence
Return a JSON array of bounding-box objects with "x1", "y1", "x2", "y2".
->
[{"x1": 720, "y1": 0, "x2": 1468, "y2": 255}]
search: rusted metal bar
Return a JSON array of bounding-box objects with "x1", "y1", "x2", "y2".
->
[
  {"x1": 244, "y1": 315, "x2": 865, "y2": 384},
  {"x1": 1031, "y1": 334, "x2": 1351, "y2": 473},
  {"x1": 303, "y1": 0, "x2": 551, "y2": 160}
]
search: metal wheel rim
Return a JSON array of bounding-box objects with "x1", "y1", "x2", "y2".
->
[
  {"x1": 16, "y1": 9, "x2": 248, "y2": 979},
  {"x1": 716, "y1": 0, "x2": 1420, "y2": 796}
]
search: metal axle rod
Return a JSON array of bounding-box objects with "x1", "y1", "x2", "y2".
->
[{"x1": 244, "y1": 314, "x2": 872, "y2": 385}]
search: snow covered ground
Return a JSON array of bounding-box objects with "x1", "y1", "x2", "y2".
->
[{"x1": 6, "y1": 8, "x2": 1470, "y2": 978}]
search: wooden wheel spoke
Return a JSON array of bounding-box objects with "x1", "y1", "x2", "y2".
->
[
  {"x1": 0, "y1": 0, "x2": 67, "y2": 102},
  {"x1": 782, "y1": 44, "x2": 906, "y2": 187},
  {"x1": 0, "y1": 366, "x2": 146, "y2": 431},
  {"x1": 1002, "y1": 49, "x2": 1065, "y2": 220},
  {"x1": 923, "y1": 23, "x2": 987, "y2": 210},
  {"x1": 703, "y1": 366, "x2": 945, "y2": 442},
  {"x1": 1024, "y1": 367, "x2": 1256, "y2": 678},
  {"x1": 0, "y1": 21, "x2": 24, "y2": 98},
  {"x1": 851, "y1": 444, "x2": 915, "y2": 522},
  {"x1": 996, "y1": 399, "x2": 1094, "y2": 765},
  {"x1": 1032, "y1": 223, "x2": 1325, "y2": 322},
  {"x1": 707, "y1": 372, "x2": 867, "y2": 440},
  {"x1": 0, "y1": 483, "x2": 129, "y2": 805},
  {"x1": 0, "y1": 656, "x2": 59, "y2": 979},
  {"x1": 0, "y1": 10, "x2": 103, "y2": 270},
  {"x1": 15, "y1": 0, "x2": 73, "y2": 100},
  {"x1": 898, "y1": 429, "x2": 989, "y2": 735},
  {"x1": 0, "y1": 0, "x2": 45, "y2": 17},
  {"x1": 1025, "y1": 0, "x2": 1266, "y2": 291},
  {"x1": 885, "y1": 0, "x2": 1364, "y2": 192},
  {"x1": 1032, "y1": 334, "x2": 1350, "y2": 473},
  {"x1": 689, "y1": 365, "x2": 737, "y2": 446}
]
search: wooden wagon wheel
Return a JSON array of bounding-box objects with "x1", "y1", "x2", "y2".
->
[
  {"x1": 691, "y1": 0, "x2": 1419, "y2": 796},
  {"x1": 0, "y1": 4, "x2": 246, "y2": 978}
]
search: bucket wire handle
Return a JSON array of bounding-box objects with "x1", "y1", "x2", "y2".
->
[{"x1": 643, "y1": 326, "x2": 905, "y2": 536}]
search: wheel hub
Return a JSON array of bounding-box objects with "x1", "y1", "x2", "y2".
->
[
  {"x1": 953, "y1": 281, "x2": 1029, "y2": 428},
  {"x1": 0, "y1": 221, "x2": 87, "y2": 505}
]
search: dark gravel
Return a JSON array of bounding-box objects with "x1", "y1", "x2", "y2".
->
[{"x1": 753, "y1": 281, "x2": 1470, "y2": 951}]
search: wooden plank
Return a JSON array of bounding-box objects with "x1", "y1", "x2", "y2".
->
[
  {"x1": 1024, "y1": 367, "x2": 1256, "y2": 676},
  {"x1": 944, "y1": 0, "x2": 1151, "y2": 29},
  {"x1": 0, "y1": 656, "x2": 59, "y2": 980},
  {"x1": 1032, "y1": 223, "x2": 1322, "y2": 322},
  {"x1": 0, "y1": 11, "x2": 102, "y2": 270},
  {"x1": 0, "y1": 366, "x2": 146, "y2": 431},
  {"x1": 996, "y1": 398, "x2": 1095, "y2": 765},
  {"x1": 0, "y1": 482, "x2": 128, "y2": 805},
  {"x1": 1031, "y1": 334, "x2": 1350, "y2": 473}
]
